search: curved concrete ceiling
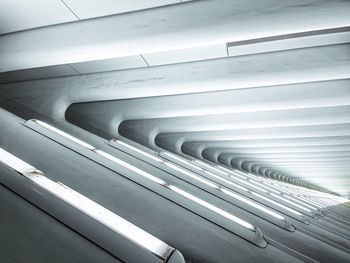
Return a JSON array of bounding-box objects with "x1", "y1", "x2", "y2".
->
[
  {"x1": 0, "y1": 0, "x2": 349, "y2": 196},
  {"x1": 1, "y1": 1, "x2": 350, "y2": 262}
]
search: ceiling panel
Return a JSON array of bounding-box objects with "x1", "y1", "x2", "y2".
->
[
  {"x1": 69, "y1": 55, "x2": 148, "y2": 74},
  {"x1": 143, "y1": 44, "x2": 227, "y2": 66},
  {"x1": 63, "y1": 0, "x2": 180, "y2": 19},
  {"x1": 7, "y1": 64, "x2": 79, "y2": 82},
  {"x1": 0, "y1": 0, "x2": 78, "y2": 35},
  {"x1": 228, "y1": 31, "x2": 350, "y2": 57}
]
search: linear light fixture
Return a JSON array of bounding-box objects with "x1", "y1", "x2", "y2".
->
[
  {"x1": 194, "y1": 160, "x2": 229, "y2": 176},
  {"x1": 95, "y1": 150, "x2": 168, "y2": 186},
  {"x1": 220, "y1": 189, "x2": 285, "y2": 221},
  {"x1": 168, "y1": 185, "x2": 255, "y2": 231},
  {"x1": 228, "y1": 171, "x2": 248, "y2": 179},
  {"x1": 94, "y1": 151, "x2": 258, "y2": 232},
  {"x1": 29, "y1": 121, "x2": 257, "y2": 234},
  {"x1": 33, "y1": 119, "x2": 96, "y2": 150},
  {"x1": 293, "y1": 195, "x2": 325, "y2": 208},
  {"x1": 161, "y1": 152, "x2": 203, "y2": 171},
  {"x1": 229, "y1": 176, "x2": 268, "y2": 193},
  {"x1": 112, "y1": 139, "x2": 163, "y2": 162},
  {"x1": 162, "y1": 161, "x2": 285, "y2": 221},
  {"x1": 163, "y1": 162, "x2": 219, "y2": 189},
  {"x1": 260, "y1": 182, "x2": 321, "y2": 208},
  {"x1": 0, "y1": 147, "x2": 174, "y2": 260},
  {"x1": 109, "y1": 142, "x2": 285, "y2": 224},
  {"x1": 217, "y1": 165, "x2": 235, "y2": 174},
  {"x1": 0, "y1": 147, "x2": 40, "y2": 174},
  {"x1": 251, "y1": 192, "x2": 303, "y2": 216},
  {"x1": 270, "y1": 193, "x2": 312, "y2": 213},
  {"x1": 203, "y1": 170, "x2": 249, "y2": 192},
  {"x1": 282, "y1": 194, "x2": 317, "y2": 210},
  {"x1": 247, "y1": 179, "x2": 281, "y2": 194}
]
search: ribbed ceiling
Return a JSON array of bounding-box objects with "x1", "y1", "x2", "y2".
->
[{"x1": 0, "y1": 0, "x2": 349, "y2": 196}]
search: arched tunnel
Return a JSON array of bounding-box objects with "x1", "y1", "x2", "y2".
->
[{"x1": 0, "y1": 1, "x2": 350, "y2": 262}]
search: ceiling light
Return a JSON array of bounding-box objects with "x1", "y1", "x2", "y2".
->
[
  {"x1": 161, "y1": 152, "x2": 203, "y2": 171},
  {"x1": 0, "y1": 147, "x2": 173, "y2": 260},
  {"x1": 270, "y1": 193, "x2": 312, "y2": 213},
  {"x1": 193, "y1": 160, "x2": 229, "y2": 175},
  {"x1": 112, "y1": 139, "x2": 163, "y2": 162},
  {"x1": 33, "y1": 120, "x2": 95, "y2": 150},
  {"x1": 203, "y1": 170, "x2": 249, "y2": 191},
  {"x1": 95, "y1": 150, "x2": 167, "y2": 186},
  {"x1": 220, "y1": 188, "x2": 285, "y2": 221},
  {"x1": 168, "y1": 185, "x2": 255, "y2": 231},
  {"x1": 251, "y1": 192, "x2": 303, "y2": 216},
  {"x1": 163, "y1": 162, "x2": 219, "y2": 189}
]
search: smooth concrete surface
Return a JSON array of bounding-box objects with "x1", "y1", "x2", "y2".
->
[
  {"x1": 0, "y1": 109, "x2": 307, "y2": 263},
  {"x1": 1, "y1": 1, "x2": 350, "y2": 262},
  {"x1": 0, "y1": 183, "x2": 122, "y2": 263}
]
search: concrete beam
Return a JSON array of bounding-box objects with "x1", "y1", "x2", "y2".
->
[{"x1": 0, "y1": 0, "x2": 349, "y2": 72}]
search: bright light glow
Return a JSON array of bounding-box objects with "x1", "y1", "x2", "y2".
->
[
  {"x1": 194, "y1": 160, "x2": 229, "y2": 175},
  {"x1": 294, "y1": 195, "x2": 325, "y2": 208},
  {"x1": 220, "y1": 189, "x2": 285, "y2": 220},
  {"x1": 162, "y1": 159, "x2": 285, "y2": 221},
  {"x1": 230, "y1": 176, "x2": 268, "y2": 193},
  {"x1": 282, "y1": 194, "x2": 317, "y2": 210},
  {"x1": 113, "y1": 139, "x2": 163, "y2": 162},
  {"x1": 45, "y1": 180, "x2": 173, "y2": 259},
  {"x1": 251, "y1": 192, "x2": 303, "y2": 216},
  {"x1": 247, "y1": 179, "x2": 281, "y2": 194},
  {"x1": 270, "y1": 193, "x2": 312, "y2": 213},
  {"x1": 33, "y1": 120, "x2": 95, "y2": 150},
  {"x1": 203, "y1": 170, "x2": 249, "y2": 191},
  {"x1": 95, "y1": 150, "x2": 167, "y2": 186},
  {"x1": 0, "y1": 147, "x2": 39, "y2": 174},
  {"x1": 230, "y1": 171, "x2": 248, "y2": 179},
  {"x1": 163, "y1": 162, "x2": 219, "y2": 189},
  {"x1": 31, "y1": 121, "x2": 260, "y2": 233},
  {"x1": 0, "y1": 147, "x2": 173, "y2": 260},
  {"x1": 161, "y1": 152, "x2": 203, "y2": 171},
  {"x1": 217, "y1": 165, "x2": 235, "y2": 174},
  {"x1": 168, "y1": 185, "x2": 255, "y2": 231}
]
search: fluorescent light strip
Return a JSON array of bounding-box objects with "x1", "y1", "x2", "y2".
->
[
  {"x1": 217, "y1": 166, "x2": 256, "y2": 181},
  {"x1": 262, "y1": 183, "x2": 321, "y2": 208},
  {"x1": 294, "y1": 195, "x2": 325, "y2": 208},
  {"x1": 162, "y1": 152, "x2": 203, "y2": 171},
  {"x1": 203, "y1": 170, "x2": 249, "y2": 191},
  {"x1": 281, "y1": 194, "x2": 317, "y2": 210},
  {"x1": 163, "y1": 162, "x2": 219, "y2": 189},
  {"x1": 99, "y1": 150, "x2": 256, "y2": 231},
  {"x1": 95, "y1": 150, "x2": 167, "y2": 186},
  {"x1": 113, "y1": 139, "x2": 163, "y2": 162},
  {"x1": 168, "y1": 185, "x2": 255, "y2": 231},
  {"x1": 233, "y1": 170, "x2": 251, "y2": 177},
  {"x1": 230, "y1": 176, "x2": 268, "y2": 193},
  {"x1": 194, "y1": 160, "x2": 229, "y2": 176},
  {"x1": 153, "y1": 158, "x2": 285, "y2": 222},
  {"x1": 33, "y1": 120, "x2": 95, "y2": 150},
  {"x1": 0, "y1": 147, "x2": 173, "y2": 260},
  {"x1": 270, "y1": 193, "x2": 312, "y2": 213},
  {"x1": 247, "y1": 179, "x2": 281, "y2": 194},
  {"x1": 31, "y1": 122, "x2": 257, "y2": 233},
  {"x1": 229, "y1": 171, "x2": 248, "y2": 179},
  {"x1": 252, "y1": 192, "x2": 303, "y2": 216},
  {"x1": 217, "y1": 165, "x2": 235, "y2": 174},
  {"x1": 0, "y1": 147, "x2": 38, "y2": 174},
  {"x1": 211, "y1": 169, "x2": 280, "y2": 194},
  {"x1": 220, "y1": 189, "x2": 285, "y2": 221},
  {"x1": 163, "y1": 161, "x2": 285, "y2": 221}
]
